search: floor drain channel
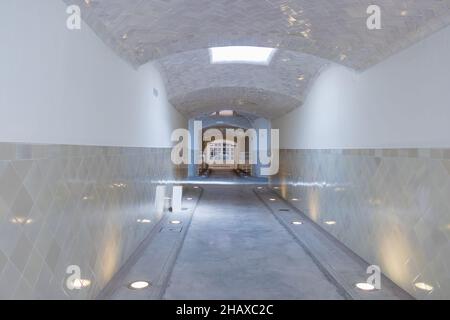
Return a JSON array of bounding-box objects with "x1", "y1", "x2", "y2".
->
[
  {"x1": 279, "y1": 209, "x2": 290, "y2": 212},
  {"x1": 160, "y1": 226, "x2": 183, "y2": 233}
]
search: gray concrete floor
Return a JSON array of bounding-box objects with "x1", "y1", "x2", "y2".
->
[
  {"x1": 163, "y1": 176, "x2": 344, "y2": 299},
  {"x1": 102, "y1": 170, "x2": 410, "y2": 300}
]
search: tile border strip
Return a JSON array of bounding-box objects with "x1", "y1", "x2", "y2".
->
[{"x1": 281, "y1": 148, "x2": 450, "y2": 159}]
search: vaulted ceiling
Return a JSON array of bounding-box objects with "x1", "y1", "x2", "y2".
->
[{"x1": 67, "y1": 0, "x2": 450, "y2": 118}]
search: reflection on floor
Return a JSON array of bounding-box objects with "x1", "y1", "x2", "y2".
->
[
  {"x1": 163, "y1": 184, "x2": 344, "y2": 299},
  {"x1": 101, "y1": 170, "x2": 411, "y2": 300},
  {"x1": 190, "y1": 169, "x2": 268, "y2": 185}
]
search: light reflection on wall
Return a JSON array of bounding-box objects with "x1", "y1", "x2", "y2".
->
[
  {"x1": 274, "y1": 149, "x2": 450, "y2": 299},
  {"x1": 98, "y1": 227, "x2": 122, "y2": 286},
  {"x1": 377, "y1": 223, "x2": 414, "y2": 288},
  {"x1": 308, "y1": 188, "x2": 321, "y2": 222},
  {"x1": 278, "y1": 173, "x2": 288, "y2": 198}
]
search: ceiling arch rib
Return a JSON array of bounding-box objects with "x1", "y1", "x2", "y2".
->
[
  {"x1": 169, "y1": 87, "x2": 303, "y2": 120},
  {"x1": 156, "y1": 49, "x2": 329, "y2": 119}
]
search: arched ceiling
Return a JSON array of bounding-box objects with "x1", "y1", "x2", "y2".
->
[
  {"x1": 67, "y1": 0, "x2": 450, "y2": 118},
  {"x1": 169, "y1": 86, "x2": 303, "y2": 119},
  {"x1": 156, "y1": 49, "x2": 329, "y2": 118}
]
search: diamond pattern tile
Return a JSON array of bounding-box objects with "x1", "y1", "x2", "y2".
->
[
  {"x1": 0, "y1": 142, "x2": 186, "y2": 299},
  {"x1": 272, "y1": 148, "x2": 450, "y2": 299}
]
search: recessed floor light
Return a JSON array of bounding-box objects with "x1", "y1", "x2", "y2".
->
[
  {"x1": 137, "y1": 219, "x2": 151, "y2": 223},
  {"x1": 170, "y1": 220, "x2": 182, "y2": 225},
  {"x1": 269, "y1": 198, "x2": 276, "y2": 201},
  {"x1": 128, "y1": 281, "x2": 150, "y2": 290},
  {"x1": 356, "y1": 282, "x2": 375, "y2": 291},
  {"x1": 72, "y1": 279, "x2": 91, "y2": 289},
  {"x1": 291, "y1": 198, "x2": 299, "y2": 201},
  {"x1": 415, "y1": 282, "x2": 433, "y2": 292},
  {"x1": 292, "y1": 221, "x2": 303, "y2": 225},
  {"x1": 325, "y1": 221, "x2": 336, "y2": 225}
]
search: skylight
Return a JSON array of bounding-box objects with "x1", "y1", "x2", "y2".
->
[{"x1": 209, "y1": 46, "x2": 277, "y2": 65}]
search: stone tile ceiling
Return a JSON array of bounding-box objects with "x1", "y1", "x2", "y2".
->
[
  {"x1": 156, "y1": 49, "x2": 329, "y2": 118},
  {"x1": 66, "y1": 0, "x2": 450, "y2": 118}
]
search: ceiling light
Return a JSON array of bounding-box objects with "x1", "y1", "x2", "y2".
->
[
  {"x1": 186, "y1": 197, "x2": 193, "y2": 201},
  {"x1": 292, "y1": 221, "x2": 303, "y2": 225},
  {"x1": 356, "y1": 282, "x2": 375, "y2": 291},
  {"x1": 325, "y1": 221, "x2": 336, "y2": 225},
  {"x1": 269, "y1": 198, "x2": 276, "y2": 201},
  {"x1": 209, "y1": 46, "x2": 277, "y2": 65},
  {"x1": 170, "y1": 220, "x2": 182, "y2": 225},
  {"x1": 273, "y1": 187, "x2": 280, "y2": 190},
  {"x1": 291, "y1": 198, "x2": 299, "y2": 201},
  {"x1": 193, "y1": 186, "x2": 199, "y2": 189},
  {"x1": 415, "y1": 282, "x2": 433, "y2": 292},
  {"x1": 257, "y1": 187, "x2": 264, "y2": 190},
  {"x1": 122, "y1": 33, "x2": 128, "y2": 40},
  {"x1": 400, "y1": 10, "x2": 408, "y2": 16},
  {"x1": 219, "y1": 110, "x2": 234, "y2": 116},
  {"x1": 137, "y1": 219, "x2": 151, "y2": 223},
  {"x1": 298, "y1": 75, "x2": 305, "y2": 81},
  {"x1": 128, "y1": 281, "x2": 150, "y2": 290}
]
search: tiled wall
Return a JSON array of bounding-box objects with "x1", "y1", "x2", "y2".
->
[
  {"x1": 0, "y1": 142, "x2": 185, "y2": 299},
  {"x1": 271, "y1": 149, "x2": 450, "y2": 300}
]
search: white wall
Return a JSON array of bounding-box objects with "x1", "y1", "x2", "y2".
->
[
  {"x1": 274, "y1": 25, "x2": 450, "y2": 149},
  {"x1": 0, "y1": 0, "x2": 186, "y2": 148}
]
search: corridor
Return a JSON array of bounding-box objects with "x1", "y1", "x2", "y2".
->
[
  {"x1": 99, "y1": 173, "x2": 410, "y2": 300},
  {"x1": 2, "y1": 0, "x2": 450, "y2": 304}
]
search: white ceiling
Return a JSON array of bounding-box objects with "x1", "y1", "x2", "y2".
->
[{"x1": 67, "y1": 0, "x2": 450, "y2": 118}]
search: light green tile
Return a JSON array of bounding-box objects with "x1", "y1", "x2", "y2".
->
[
  {"x1": 0, "y1": 250, "x2": 7, "y2": 274},
  {"x1": 10, "y1": 234, "x2": 33, "y2": 272},
  {"x1": 0, "y1": 144, "x2": 15, "y2": 160},
  {"x1": 0, "y1": 163, "x2": 23, "y2": 207}
]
